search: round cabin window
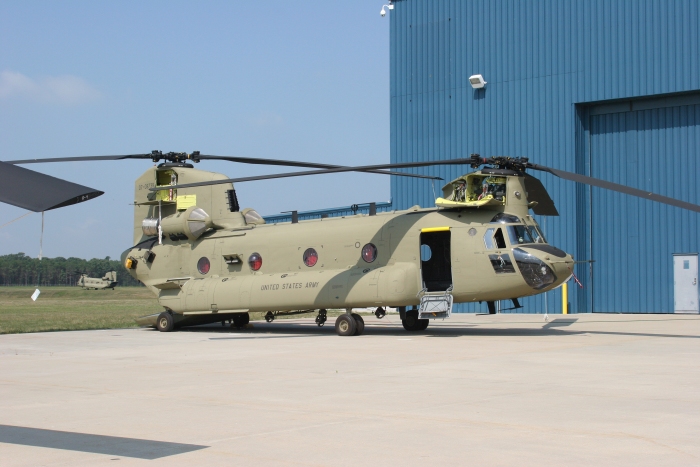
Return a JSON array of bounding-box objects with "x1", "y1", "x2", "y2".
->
[
  {"x1": 361, "y1": 243, "x2": 377, "y2": 263},
  {"x1": 303, "y1": 248, "x2": 318, "y2": 267},
  {"x1": 197, "y1": 257, "x2": 211, "y2": 275},
  {"x1": 249, "y1": 252, "x2": 263, "y2": 271}
]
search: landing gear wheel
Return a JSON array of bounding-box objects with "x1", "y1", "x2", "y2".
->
[
  {"x1": 351, "y1": 313, "x2": 365, "y2": 336},
  {"x1": 375, "y1": 307, "x2": 386, "y2": 319},
  {"x1": 416, "y1": 319, "x2": 429, "y2": 331},
  {"x1": 402, "y1": 310, "x2": 420, "y2": 331},
  {"x1": 232, "y1": 313, "x2": 250, "y2": 329},
  {"x1": 315, "y1": 309, "x2": 328, "y2": 327},
  {"x1": 335, "y1": 314, "x2": 357, "y2": 336},
  {"x1": 156, "y1": 312, "x2": 174, "y2": 332},
  {"x1": 265, "y1": 311, "x2": 275, "y2": 323}
]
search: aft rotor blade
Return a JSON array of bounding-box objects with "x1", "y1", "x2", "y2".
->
[
  {"x1": 7, "y1": 153, "x2": 441, "y2": 180},
  {"x1": 197, "y1": 154, "x2": 442, "y2": 180},
  {"x1": 529, "y1": 164, "x2": 700, "y2": 213},
  {"x1": 523, "y1": 173, "x2": 559, "y2": 216},
  {"x1": 0, "y1": 161, "x2": 103, "y2": 212},
  {"x1": 150, "y1": 158, "x2": 476, "y2": 191},
  {"x1": 5, "y1": 154, "x2": 153, "y2": 164}
]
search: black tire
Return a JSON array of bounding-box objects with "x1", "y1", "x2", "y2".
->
[
  {"x1": 265, "y1": 311, "x2": 275, "y2": 323},
  {"x1": 416, "y1": 319, "x2": 430, "y2": 331},
  {"x1": 335, "y1": 314, "x2": 357, "y2": 336},
  {"x1": 351, "y1": 313, "x2": 365, "y2": 336},
  {"x1": 375, "y1": 307, "x2": 386, "y2": 319},
  {"x1": 402, "y1": 310, "x2": 419, "y2": 331},
  {"x1": 156, "y1": 312, "x2": 175, "y2": 332},
  {"x1": 232, "y1": 313, "x2": 250, "y2": 329}
]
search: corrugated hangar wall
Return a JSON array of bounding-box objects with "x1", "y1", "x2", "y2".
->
[{"x1": 389, "y1": 0, "x2": 700, "y2": 313}]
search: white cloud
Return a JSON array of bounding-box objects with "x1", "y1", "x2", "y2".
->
[{"x1": 0, "y1": 71, "x2": 101, "y2": 105}]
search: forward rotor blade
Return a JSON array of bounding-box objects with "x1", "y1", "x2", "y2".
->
[
  {"x1": 5, "y1": 154, "x2": 153, "y2": 164},
  {"x1": 529, "y1": 164, "x2": 700, "y2": 213},
  {"x1": 197, "y1": 155, "x2": 441, "y2": 180},
  {"x1": 150, "y1": 158, "x2": 476, "y2": 191},
  {"x1": 0, "y1": 161, "x2": 103, "y2": 212},
  {"x1": 523, "y1": 173, "x2": 559, "y2": 216}
]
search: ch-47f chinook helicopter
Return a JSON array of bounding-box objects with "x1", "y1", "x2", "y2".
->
[
  {"x1": 8, "y1": 151, "x2": 700, "y2": 336},
  {"x1": 77, "y1": 271, "x2": 118, "y2": 290}
]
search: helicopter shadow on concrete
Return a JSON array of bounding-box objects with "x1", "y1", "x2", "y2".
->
[{"x1": 167, "y1": 316, "x2": 700, "y2": 341}]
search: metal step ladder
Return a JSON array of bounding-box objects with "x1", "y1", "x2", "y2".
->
[{"x1": 418, "y1": 285, "x2": 454, "y2": 320}]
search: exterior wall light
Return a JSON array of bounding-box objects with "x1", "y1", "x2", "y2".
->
[
  {"x1": 469, "y1": 74, "x2": 487, "y2": 89},
  {"x1": 380, "y1": 4, "x2": 394, "y2": 17}
]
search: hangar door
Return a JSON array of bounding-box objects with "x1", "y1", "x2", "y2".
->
[{"x1": 588, "y1": 97, "x2": 700, "y2": 312}]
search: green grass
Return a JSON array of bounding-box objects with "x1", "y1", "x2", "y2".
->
[
  {"x1": 0, "y1": 286, "x2": 162, "y2": 334},
  {"x1": 0, "y1": 287, "x2": 374, "y2": 334}
]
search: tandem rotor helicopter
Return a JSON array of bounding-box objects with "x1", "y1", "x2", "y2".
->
[{"x1": 6, "y1": 151, "x2": 700, "y2": 336}]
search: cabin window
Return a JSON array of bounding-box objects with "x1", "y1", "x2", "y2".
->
[
  {"x1": 303, "y1": 248, "x2": 318, "y2": 267},
  {"x1": 483, "y1": 229, "x2": 494, "y2": 249},
  {"x1": 249, "y1": 252, "x2": 263, "y2": 271},
  {"x1": 197, "y1": 257, "x2": 211, "y2": 275},
  {"x1": 362, "y1": 243, "x2": 377, "y2": 263}
]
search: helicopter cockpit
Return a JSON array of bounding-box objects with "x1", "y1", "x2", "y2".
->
[{"x1": 489, "y1": 212, "x2": 546, "y2": 245}]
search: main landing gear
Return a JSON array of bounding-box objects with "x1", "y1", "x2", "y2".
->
[
  {"x1": 231, "y1": 313, "x2": 250, "y2": 329},
  {"x1": 334, "y1": 310, "x2": 365, "y2": 336},
  {"x1": 401, "y1": 308, "x2": 429, "y2": 332},
  {"x1": 156, "y1": 312, "x2": 175, "y2": 332}
]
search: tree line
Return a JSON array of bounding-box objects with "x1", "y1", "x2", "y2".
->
[{"x1": 0, "y1": 253, "x2": 143, "y2": 287}]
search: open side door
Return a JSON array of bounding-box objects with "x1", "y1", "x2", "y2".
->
[{"x1": 419, "y1": 228, "x2": 453, "y2": 292}]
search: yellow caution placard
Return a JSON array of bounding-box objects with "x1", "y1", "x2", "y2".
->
[
  {"x1": 177, "y1": 194, "x2": 197, "y2": 210},
  {"x1": 421, "y1": 226, "x2": 450, "y2": 233}
]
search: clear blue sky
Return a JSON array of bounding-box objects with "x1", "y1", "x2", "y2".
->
[{"x1": 0, "y1": 0, "x2": 405, "y2": 259}]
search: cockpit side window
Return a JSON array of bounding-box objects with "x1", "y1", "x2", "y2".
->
[
  {"x1": 494, "y1": 228, "x2": 506, "y2": 248},
  {"x1": 485, "y1": 227, "x2": 507, "y2": 249}
]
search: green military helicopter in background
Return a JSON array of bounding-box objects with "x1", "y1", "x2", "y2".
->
[
  {"x1": 8, "y1": 151, "x2": 700, "y2": 336},
  {"x1": 77, "y1": 271, "x2": 118, "y2": 290}
]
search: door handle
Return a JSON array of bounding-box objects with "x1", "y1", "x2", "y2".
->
[{"x1": 693, "y1": 278, "x2": 697, "y2": 286}]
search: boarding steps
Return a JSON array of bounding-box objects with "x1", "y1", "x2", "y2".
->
[{"x1": 417, "y1": 286, "x2": 454, "y2": 320}]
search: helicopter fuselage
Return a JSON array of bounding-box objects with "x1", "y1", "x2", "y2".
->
[{"x1": 122, "y1": 166, "x2": 574, "y2": 319}]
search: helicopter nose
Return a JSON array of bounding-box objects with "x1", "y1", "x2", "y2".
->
[{"x1": 512, "y1": 246, "x2": 574, "y2": 291}]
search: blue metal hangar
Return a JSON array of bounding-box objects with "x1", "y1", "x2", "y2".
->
[{"x1": 388, "y1": 0, "x2": 700, "y2": 313}]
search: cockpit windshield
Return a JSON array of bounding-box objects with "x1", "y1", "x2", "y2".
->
[
  {"x1": 490, "y1": 213, "x2": 548, "y2": 245},
  {"x1": 507, "y1": 225, "x2": 535, "y2": 245},
  {"x1": 528, "y1": 225, "x2": 546, "y2": 243}
]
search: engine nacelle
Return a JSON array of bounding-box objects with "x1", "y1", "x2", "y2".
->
[{"x1": 142, "y1": 206, "x2": 213, "y2": 241}]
